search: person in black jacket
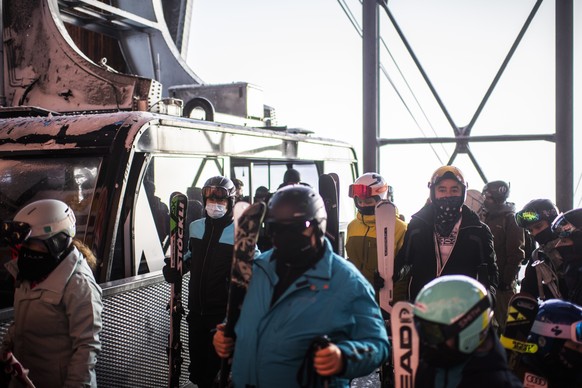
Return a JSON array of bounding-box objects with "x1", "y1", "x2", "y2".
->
[
  {"x1": 515, "y1": 199, "x2": 569, "y2": 302},
  {"x1": 163, "y1": 176, "x2": 239, "y2": 388},
  {"x1": 394, "y1": 166, "x2": 498, "y2": 302},
  {"x1": 481, "y1": 180, "x2": 525, "y2": 333},
  {"x1": 413, "y1": 275, "x2": 522, "y2": 388}
]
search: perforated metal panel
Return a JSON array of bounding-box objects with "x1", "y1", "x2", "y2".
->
[
  {"x1": 0, "y1": 275, "x2": 192, "y2": 387},
  {"x1": 97, "y1": 276, "x2": 191, "y2": 387}
]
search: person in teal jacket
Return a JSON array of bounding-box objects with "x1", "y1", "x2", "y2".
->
[{"x1": 214, "y1": 185, "x2": 389, "y2": 387}]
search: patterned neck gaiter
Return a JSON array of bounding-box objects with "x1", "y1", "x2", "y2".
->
[{"x1": 433, "y1": 196, "x2": 464, "y2": 236}]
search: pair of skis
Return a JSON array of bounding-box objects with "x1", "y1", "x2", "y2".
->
[
  {"x1": 219, "y1": 201, "x2": 267, "y2": 388},
  {"x1": 375, "y1": 200, "x2": 418, "y2": 388},
  {"x1": 167, "y1": 192, "x2": 188, "y2": 388},
  {"x1": 319, "y1": 173, "x2": 340, "y2": 255}
]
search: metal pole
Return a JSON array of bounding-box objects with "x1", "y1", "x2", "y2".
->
[
  {"x1": 0, "y1": 0, "x2": 5, "y2": 106},
  {"x1": 556, "y1": 0, "x2": 573, "y2": 211},
  {"x1": 362, "y1": 0, "x2": 379, "y2": 174}
]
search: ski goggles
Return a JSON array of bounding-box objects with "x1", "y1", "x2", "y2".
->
[
  {"x1": 202, "y1": 186, "x2": 230, "y2": 201},
  {"x1": 0, "y1": 221, "x2": 31, "y2": 247},
  {"x1": 530, "y1": 320, "x2": 582, "y2": 344},
  {"x1": 414, "y1": 296, "x2": 491, "y2": 347},
  {"x1": 551, "y1": 213, "x2": 577, "y2": 238},
  {"x1": 267, "y1": 220, "x2": 312, "y2": 235},
  {"x1": 348, "y1": 184, "x2": 372, "y2": 199},
  {"x1": 515, "y1": 211, "x2": 541, "y2": 228}
]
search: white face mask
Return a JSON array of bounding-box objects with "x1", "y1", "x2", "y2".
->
[{"x1": 206, "y1": 203, "x2": 227, "y2": 219}]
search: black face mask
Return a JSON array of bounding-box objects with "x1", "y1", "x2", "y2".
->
[
  {"x1": 421, "y1": 342, "x2": 471, "y2": 368},
  {"x1": 433, "y1": 196, "x2": 464, "y2": 236},
  {"x1": 17, "y1": 246, "x2": 60, "y2": 282},
  {"x1": 272, "y1": 230, "x2": 320, "y2": 268},
  {"x1": 534, "y1": 227, "x2": 558, "y2": 246},
  {"x1": 556, "y1": 231, "x2": 582, "y2": 262}
]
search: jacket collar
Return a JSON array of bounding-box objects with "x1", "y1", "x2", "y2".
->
[{"x1": 5, "y1": 247, "x2": 81, "y2": 294}]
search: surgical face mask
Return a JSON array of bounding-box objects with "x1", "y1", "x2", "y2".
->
[{"x1": 206, "y1": 203, "x2": 227, "y2": 219}]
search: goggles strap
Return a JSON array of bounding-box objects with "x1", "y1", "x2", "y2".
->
[
  {"x1": 530, "y1": 320, "x2": 582, "y2": 343},
  {"x1": 442, "y1": 296, "x2": 491, "y2": 340}
]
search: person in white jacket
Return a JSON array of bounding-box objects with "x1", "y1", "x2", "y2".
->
[{"x1": 1, "y1": 199, "x2": 102, "y2": 388}]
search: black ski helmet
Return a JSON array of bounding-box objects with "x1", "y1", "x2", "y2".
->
[
  {"x1": 516, "y1": 199, "x2": 559, "y2": 228},
  {"x1": 201, "y1": 176, "x2": 236, "y2": 209},
  {"x1": 482, "y1": 180, "x2": 510, "y2": 203},
  {"x1": 265, "y1": 185, "x2": 327, "y2": 244},
  {"x1": 551, "y1": 208, "x2": 582, "y2": 237}
]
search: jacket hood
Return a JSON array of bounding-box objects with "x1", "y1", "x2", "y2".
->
[{"x1": 483, "y1": 201, "x2": 516, "y2": 217}]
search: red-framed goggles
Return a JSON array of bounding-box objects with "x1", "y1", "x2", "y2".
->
[
  {"x1": 531, "y1": 320, "x2": 582, "y2": 344},
  {"x1": 551, "y1": 213, "x2": 577, "y2": 238},
  {"x1": 515, "y1": 211, "x2": 541, "y2": 228},
  {"x1": 202, "y1": 186, "x2": 230, "y2": 201},
  {"x1": 348, "y1": 184, "x2": 372, "y2": 199}
]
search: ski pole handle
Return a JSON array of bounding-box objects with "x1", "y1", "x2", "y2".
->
[{"x1": 313, "y1": 335, "x2": 331, "y2": 388}]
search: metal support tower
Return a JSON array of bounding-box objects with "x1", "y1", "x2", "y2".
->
[{"x1": 363, "y1": 0, "x2": 574, "y2": 210}]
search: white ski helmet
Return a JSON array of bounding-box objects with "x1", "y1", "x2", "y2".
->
[
  {"x1": 14, "y1": 199, "x2": 76, "y2": 240},
  {"x1": 349, "y1": 173, "x2": 392, "y2": 201}
]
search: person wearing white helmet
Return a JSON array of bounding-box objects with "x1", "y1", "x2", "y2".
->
[
  {"x1": 394, "y1": 165, "x2": 498, "y2": 302},
  {"x1": 345, "y1": 172, "x2": 407, "y2": 308},
  {"x1": 1, "y1": 199, "x2": 102, "y2": 387}
]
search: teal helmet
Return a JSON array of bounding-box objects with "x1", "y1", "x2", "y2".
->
[{"x1": 414, "y1": 275, "x2": 492, "y2": 355}]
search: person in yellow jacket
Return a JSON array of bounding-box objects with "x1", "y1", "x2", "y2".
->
[{"x1": 345, "y1": 173, "x2": 407, "y2": 311}]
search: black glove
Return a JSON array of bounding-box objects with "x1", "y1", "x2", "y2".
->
[
  {"x1": 373, "y1": 271, "x2": 385, "y2": 290},
  {"x1": 162, "y1": 257, "x2": 190, "y2": 283}
]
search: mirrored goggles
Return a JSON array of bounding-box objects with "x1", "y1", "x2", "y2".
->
[
  {"x1": 531, "y1": 320, "x2": 582, "y2": 344},
  {"x1": 551, "y1": 213, "x2": 576, "y2": 238},
  {"x1": 348, "y1": 184, "x2": 372, "y2": 199},
  {"x1": 515, "y1": 211, "x2": 541, "y2": 228},
  {"x1": 202, "y1": 186, "x2": 229, "y2": 201},
  {"x1": 0, "y1": 221, "x2": 31, "y2": 247}
]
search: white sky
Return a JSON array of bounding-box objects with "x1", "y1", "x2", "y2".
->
[{"x1": 187, "y1": 0, "x2": 581, "y2": 219}]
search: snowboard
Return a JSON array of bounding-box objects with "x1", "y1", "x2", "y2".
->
[
  {"x1": 465, "y1": 189, "x2": 484, "y2": 218},
  {"x1": 391, "y1": 301, "x2": 419, "y2": 388},
  {"x1": 500, "y1": 293, "x2": 539, "y2": 369},
  {"x1": 167, "y1": 192, "x2": 188, "y2": 388},
  {"x1": 219, "y1": 201, "x2": 266, "y2": 388},
  {"x1": 319, "y1": 174, "x2": 340, "y2": 254},
  {"x1": 375, "y1": 200, "x2": 396, "y2": 313}
]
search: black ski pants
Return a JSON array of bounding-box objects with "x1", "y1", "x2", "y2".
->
[{"x1": 187, "y1": 313, "x2": 224, "y2": 388}]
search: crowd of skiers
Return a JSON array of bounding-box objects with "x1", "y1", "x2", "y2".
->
[{"x1": 1, "y1": 166, "x2": 581, "y2": 388}]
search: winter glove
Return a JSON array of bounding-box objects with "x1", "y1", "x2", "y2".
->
[
  {"x1": 162, "y1": 257, "x2": 190, "y2": 283},
  {"x1": 373, "y1": 271, "x2": 385, "y2": 290}
]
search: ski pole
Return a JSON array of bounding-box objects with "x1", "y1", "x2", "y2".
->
[{"x1": 313, "y1": 335, "x2": 331, "y2": 388}]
